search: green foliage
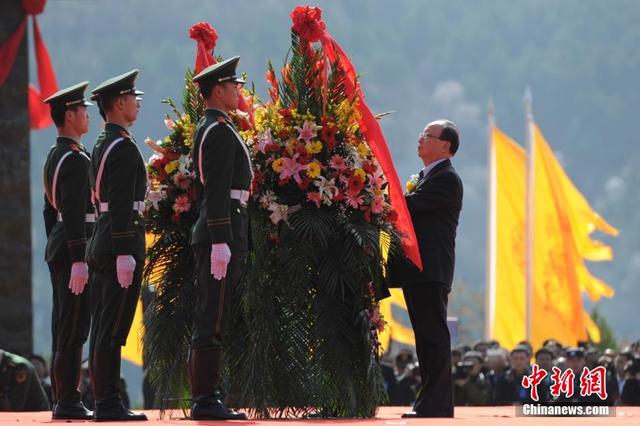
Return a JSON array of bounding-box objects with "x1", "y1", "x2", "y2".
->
[
  {"x1": 226, "y1": 208, "x2": 394, "y2": 418},
  {"x1": 589, "y1": 304, "x2": 618, "y2": 351}
]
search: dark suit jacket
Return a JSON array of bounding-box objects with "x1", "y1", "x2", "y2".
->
[{"x1": 389, "y1": 159, "x2": 463, "y2": 289}]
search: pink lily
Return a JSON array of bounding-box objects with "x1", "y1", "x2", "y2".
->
[
  {"x1": 279, "y1": 154, "x2": 306, "y2": 184},
  {"x1": 294, "y1": 120, "x2": 319, "y2": 143},
  {"x1": 257, "y1": 129, "x2": 274, "y2": 153}
]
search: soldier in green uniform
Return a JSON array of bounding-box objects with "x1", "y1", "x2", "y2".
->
[
  {"x1": 87, "y1": 70, "x2": 147, "y2": 421},
  {"x1": 188, "y1": 57, "x2": 251, "y2": 420},
  {"x1": 42, "y1": 82, "x2": 95, "y2": 420},
  {"x1": 0, "y1": 349, "x2": 50, "y2": 411}
]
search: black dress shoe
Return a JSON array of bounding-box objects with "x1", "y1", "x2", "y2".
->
[
  {"x1": 94, "y1": 404, "x2": 147, "y2": 422},
  {"x1": 52, "y1": 402, "x2": 93, "y2": 420},
  {"x1": 191, "y1": 400, "x2": 248, "y2": 420}
]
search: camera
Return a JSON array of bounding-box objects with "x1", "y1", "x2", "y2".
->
[{"x1": 453, "y1": 361, "x2": 475, "y2": 381}]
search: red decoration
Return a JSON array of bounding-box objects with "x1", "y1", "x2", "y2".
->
[
  {"x1": 189, "y1": 22, "x2": 217, "y2": 74},
  {"x1": 22, "y1": 0, "x2": 46, "y2": 15},
  {"x1": 0, "y1": 0, "x2": 57, "y2": 129},
  {"x1": 290, "y1": 6, "x2": 326, "y2": 43},
  {"x1": 290, "y1": 5, "x2": 422, "y2": 270}
]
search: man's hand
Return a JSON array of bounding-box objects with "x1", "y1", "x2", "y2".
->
[
  {"x1": 211, "y1": 243, "x2": 231, "y2": 280},
  {"x1": 116, "y1": 255, "x2": 136, "y2": 288},
  {"x1": 68, "y1": 262, "x2": 89, "y2": 295}
]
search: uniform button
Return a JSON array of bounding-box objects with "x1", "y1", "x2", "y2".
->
[
  {"x1": 134, "y1": 220, "x2": 139, "y2": 225},
  {"x1": 236, "y1": 208, "x2": 241, "y2": 214}
]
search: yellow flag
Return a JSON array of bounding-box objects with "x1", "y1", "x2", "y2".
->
[
  {"x1": 379, "y1": 231, "x2": 416, "y2": 350},
  {"x1": 122, "y1": 298, "x2": 144, "y2": 366},
  {"x1": 379, "y1": 289, "x2": 416, "y2": 350},
  {"x1": 488, "y1": 127, "x2": 527, "y2": 350},
  {"x1": 530, "y1": 124, "x2": 615, "y2": 347},
  {"x1": 121, "y1": 233, "x2": 158, "y2": 367}
]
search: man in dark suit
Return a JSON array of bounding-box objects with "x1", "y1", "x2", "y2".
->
[
  {"x1": 42, "y1": 82, "x2": 95, "y2": 420},
  {"x1": 188, "y1": 57, "x2": 251, "y2": 420},
  {"x1": 389, "y1": 119, "x2": 463, "y2": 418},
  {"x1": 87, "y1": 70, "x2": 147, "y2": 421}
]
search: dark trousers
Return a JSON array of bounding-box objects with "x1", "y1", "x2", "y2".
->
[
  {"x1": 48, "y1": 253, "x2": 91, "y2": 405},
  {"x1": 49, "y1": 256, "x2": 91, "y2": 352},
  {"x1": 87, "y1": 254, "x2": 142, "y2": 408},
  {"x1": 402, "y1": 283, "x2": 453, "y2": 417},
  {"x1": 88, "y1": 255, "x2": 142, "y2": 351},
  {"x1": 48, "y1": 255, "x2": 91, "y2": 405},
  {"x1": 191, "y1": 244, "x2": 247, "y2": 350},
  {"x1": 189, "y1": 240, "x2": 246, "y2": 402}
]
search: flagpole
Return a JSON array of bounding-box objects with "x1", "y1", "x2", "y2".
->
[
  {"x1": 524, "y1": 87, "x2": 534, "y2": 343},
  {"x1": 485, "y1": 98, "x2": 496, "y2": 340}
]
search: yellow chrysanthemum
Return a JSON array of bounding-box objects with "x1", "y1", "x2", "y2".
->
[
  {"x1": 306, "y1": 141, "x2": 323, "y2": 155},
  {"x1": 356, "y1": 143, "x2": 369, "y2": 157},
  {"x1": 272, "y1": 158, "x2": 284, "y2": 173},
  {"x1": 165, "y1": 161, "x2": 178, "y2": 174},
  {"x1": 354, "y1": 168, "x2": 366, "y2": 181},
  {"x1": 306, "y1": 161, "x2": 321, "y2": 178},
  {"x1": 406, "y1": 180, "x2": 416, "y2": 193}
]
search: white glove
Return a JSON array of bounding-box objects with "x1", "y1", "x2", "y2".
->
[
  {"x1": 116, "y1": 255, "x2": 136, "y2": 289},
  {"x1": 210, "y1": 243, "x2": 231, "y2": 280},
  {"x1": 68, "y1": 262, "x2": 89, "y2": 295}
]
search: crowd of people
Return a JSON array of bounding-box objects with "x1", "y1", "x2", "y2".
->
[
  {"x1": 381, "y1": 339, "x2": 640, "y2": 407},
  {"x1": 4, "y1": 338, "x2": 640, "y2": 411}
]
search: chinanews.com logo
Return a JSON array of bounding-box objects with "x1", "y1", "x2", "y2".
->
[{"x1": 516, "y1": 363, "x2": 616, "y2": 417}]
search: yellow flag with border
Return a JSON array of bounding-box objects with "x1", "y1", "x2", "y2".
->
[
  {"x1": 488, "y1": 127, "x2": 527, "y2": 350},
  {"x1": 531, "y1": 123, "x2": 615, "y2": 348}
]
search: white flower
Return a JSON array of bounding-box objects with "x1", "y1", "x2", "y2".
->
[
  {"x1": 259, "y1": 190, "x2": 276, "y2": 208},
  {"x1": 314, "y1": 176, "x2": 338, "y2": 206},
  {"x1": 178, "y1": 154, "x2": 191, "y2": 174},
  {"x1": 147, "y1": 190, "x2": 163, "y2": 210},
  {"x1": 267, "y1": 202, "x2": 301, "y2": 225}
]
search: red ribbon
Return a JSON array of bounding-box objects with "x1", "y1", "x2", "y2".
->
[
  {"x1": 189, "y1": 22, "x2": 217, "y2": 74},
  {"x1": 290, "y1": 5, "x2": 423, "y2": 271},
  {"x1": 0, "y1": 0, "x2": 57, "y2": 129}
]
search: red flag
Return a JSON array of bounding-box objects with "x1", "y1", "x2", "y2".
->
[{"x1": 29, "y1": 17, "x2": 57, "y2": 129}]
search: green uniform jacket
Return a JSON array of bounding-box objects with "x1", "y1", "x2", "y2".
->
[
  {"x1": 43, "y1": 137, "x2": 94, "y2": 263},
  {"x1": 190, "y1": 108, "x2": 253, "y2": 245},
  {"x1": 88, "y1": 123, "x2": 147, "y2": 258},
  {"x1": 0, "y1": 350, "x2": 49, "y2": 412}
]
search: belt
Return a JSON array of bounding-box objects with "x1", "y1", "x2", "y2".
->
[
  {"x1": 230, "y1": 189, "x2": 250, "y2": 207},
  {"x1": 57, "y1": 213, "x2": 96, "y2": 223},
  {"x1": 98, "y1": 201, "x2": 145, "y2": 214}
]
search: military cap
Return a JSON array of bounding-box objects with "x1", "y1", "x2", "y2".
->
[
  {"x1": 566, "y1": 347, "x2": 585, "y2": 358},
  {"x1": 91, "y1": 69, "x2": 144, "y2": 101},
  {"x1": 193, "y1": 56, "x2": 245, "y2": 88},
  {"x1": 463, "y1": 350, "x2": 484, "y2": 363},
  {"x1": 44, "y1": 81, "x2": 93, "y2": 108}
]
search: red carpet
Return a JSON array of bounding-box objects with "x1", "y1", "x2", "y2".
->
[{"x1": 0, "y1": 406, "x2": 638, "y2": 424}]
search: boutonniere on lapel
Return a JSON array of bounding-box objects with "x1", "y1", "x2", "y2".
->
[{"x1": 405, "y1": 173, "x2": 420, "y2": 194}]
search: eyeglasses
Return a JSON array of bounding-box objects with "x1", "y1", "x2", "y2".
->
[{"x1": 419, "y1": 133, "x2": 441, "y2": 142}]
